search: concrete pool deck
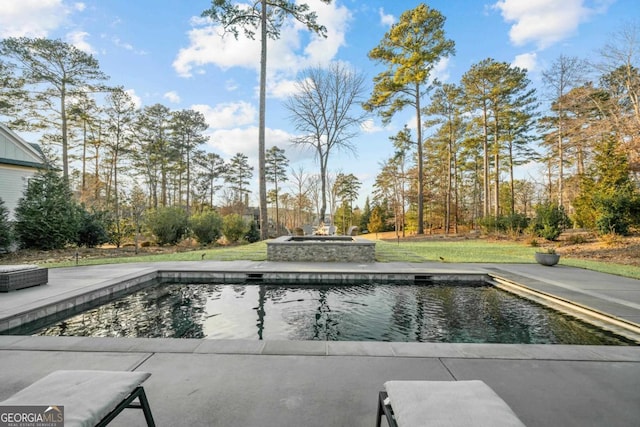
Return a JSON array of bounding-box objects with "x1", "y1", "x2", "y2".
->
[{"x1": 0, "y1": 261, "x2": 639, "y2": 426}]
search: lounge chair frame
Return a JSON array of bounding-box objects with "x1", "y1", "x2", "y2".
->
[
  {"x1": 95, "y1": 385, "x2": 155, "y2": 427},
  {"x1": 376, "y1": 391, "x2": 397, "y2": 427}
]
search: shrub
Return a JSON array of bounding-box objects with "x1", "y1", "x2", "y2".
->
[
  {"x1": 567, "y1": 234, "x2": 589, "y2": 245},
  {"x1": 14, "y1": 170, "x2": 81, "y2": 250},
  {"x1": 500, "y1": 213, "x2": 529, "y2": 234},
  {"x1": 529, "y1": 203, "x2": 570, "y2": 241},
  {"x1": 146, "y1": 206, "x2": 189, "y2": 246},
  {"x1": 477, "y1": 216, "x2": 498, "y2": 233},
  {"x1": 601, "y1": 232, "x2": 623, "y2": 247},
  {"x1": 594, "y1": 193, "x2": 633, "y2": 236},
  {"x1": 245, "y1": 220, "x2": 260, "y2": 243},
  {"x1": 477, "y1": 214, "x2": 528, "y2": 236},
  {"x1": 76, "y1": 208, "x2": 110, "y2": 248},
  {"x1": 222, "y1": 214, "x2": 248, "y2": 243},
  {"x1": 190, "y1": 210, "x2": 223, "y2": 245},
  {"x1": 0, "y1": 198, "x2": 12, "y2": 251}
]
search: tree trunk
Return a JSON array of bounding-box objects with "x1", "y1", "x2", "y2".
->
[
  {"x1": 186, "y1": 143, "x2": 191, "y2": 216},
  {"x1": 319, "y1": 147, "x2": 328, "y2": 224},
  {"x1": 493, "y1": 117, "x2": 500, "y2": 218},
  {"x1": 482, "y1": 103, "x2": 489, "y2": 218},
  {"x1": 445, "y1": 122, "x2": 452, "y2": 234},
  {"x1": 558, "y1": 120, "x2": 564, "y2": 207},
  {"x1": 258, "y1": 0, "x2": 269, "y2": 240},
  {"x1": 415, "y1": 84, "x2": 424, "y2": 235},
  {"x1": 81, "y1": 118, "x2": 87, "y2": 194},
  {"x1": 509, "y1": 142, "x2": 515, "y2": 215},
  {"x1": 61, "y1": 88, "x2": 69, "y2": 181}
]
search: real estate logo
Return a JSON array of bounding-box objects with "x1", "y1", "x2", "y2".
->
[{"x1": 0, "y1": 405, "x2": 64, "y2": 427}]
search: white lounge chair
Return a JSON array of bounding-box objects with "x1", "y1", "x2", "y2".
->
[
  {"x1": 377, "y1": 380, "x2": 526, "y2": 427},
  {"x1": 1, "y1": 370, "x2": 155, "y2": 427}
]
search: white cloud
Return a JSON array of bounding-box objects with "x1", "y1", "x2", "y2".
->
[
  {"x1": 66, "y1": 31, "x2": 94, "y2": 54},
  {"x1": 111, "y1": 37, "x2": 147, "y2": 55},
  {"x1": 73, "y1": 2, "x2": 85, "y2": 12},
  {"x1": 267, "y1": 78, "x2": 300, "y2": 99},
  {"x1": 378, "y1": 8, "x2": 395, "y2": 27},
  {"x1": 0, "y1": 0, "x2": 72, "y2": 38},
  {"x1": 493, "y1": 0, "x2": 613, "y2": 49},
  {"x1": 360, "y1": 119, "x2": 384, "y2": 134},
  {"x1": 125, "y1": 89, "x2": 142, "y2": 109},
  {"x1": 192, "y1": 102, "x2": 257, "y2": 129},
  {"x1": 173, "y1": 0, "x2": 351, "y2": 78},
  {"x1": 163, "y1": 91, "x2": 181, "y2": 104},
  {"x1": 225, "y1": 79, "x2": 239, "y2": 92},
  {"x1": 207, "y1": 126, "x2": 294, "y2": 164},
  {"x1": 430, "y1": 57, "x2": 452, "y2": 83},
  {"x1": 512, "y1": 52, "x2": 538, "y2": 72}
]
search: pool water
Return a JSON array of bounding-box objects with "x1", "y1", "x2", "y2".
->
[{"x1": 32, "y1": 282, "x2": 633, "y2": 345}]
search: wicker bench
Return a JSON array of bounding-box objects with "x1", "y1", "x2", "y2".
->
[
  {"x1": 377, "y1": 380, "x2": 526, "y2": 427},
  {"x1": 0, "y1": 265, "x2": 48, "y2": 292},
  {"x1": 0, "y1": 370, "x2": 155, "y2": 427}
]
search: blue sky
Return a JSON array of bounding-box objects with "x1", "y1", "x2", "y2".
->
[{"x1": 0, "y1": 0, "x2": 634, "y2": 207}]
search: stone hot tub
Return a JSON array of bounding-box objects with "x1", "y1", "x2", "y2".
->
[{"x1": 266, "y1": 235, "x2": 376, "y2": 263}]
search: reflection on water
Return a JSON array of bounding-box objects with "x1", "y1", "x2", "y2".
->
[{"x1": 35, "y1": 283, "x2": 633, "y2": 345}]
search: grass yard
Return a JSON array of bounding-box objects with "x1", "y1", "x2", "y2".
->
[{"x1": 4, "y1": 237, "x2": 639, "y2": 280}]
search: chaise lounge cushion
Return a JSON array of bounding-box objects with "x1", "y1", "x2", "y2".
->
[
  {"x1": 1, "y1": 370, "x2": 151, "y2": 427},
  {"x1": 384, "y1": 380, "x2": 526, "y2": 427},
  {"x1": 0, "y1": 264, "x2": 39, "y2": 273}
]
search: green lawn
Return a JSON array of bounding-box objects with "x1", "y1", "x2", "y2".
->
[
  {"x1": 394, "y1": 240, "x2": 538, "y2": 263},
  {"x1": 40, "y1": 239, "x2": 640, "y2": 280}
]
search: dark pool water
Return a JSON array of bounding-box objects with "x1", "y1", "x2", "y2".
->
[{"x1": 33, "y1": 283, "x2": 633, "y2": 344}]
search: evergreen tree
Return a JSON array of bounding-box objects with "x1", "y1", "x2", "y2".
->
[
  {"x1": 265, "y1": 146, "x2": 289, "y2": 234},
  {"x1": 0, "y1": 59, "x2": 27, "y2": 125},
  {"x1": 360, "y1": 197, "x2": 371, "y2": 232},
  {"x1": 0, "y1": 198, "x2": 12, "y2": 251},
  {"x1": 368, "y1": 205, "x2": 385, "y2": 238},
  {"x1": 103, "y1": 88, "x2": 136, "y2": 245},
  {"x1": 190, "y1": 210, "x2": 223, "y2": 245},
  {"x1": 193, "y1": 151, "x2": 226, "y2": 209},
  {"x1": 333, "y1": 173, "x2": 361, "y2": 234},
  {"x1": 14, "y1": 170, "x2": 81, "y2": 250},
  {"x1": 365, "y1": 3, "x2": 455, "y2": 234},
  {"x1": 224, "y1": 153, "x2": 253, "y2": 207},
  {"x1": 146, "y1": 206, "x2": 189, "y2": 246},
  {"x1": 462, "y1": 58, "x2": 537, "y2": 218},
  {"x1": 0, "y1": 37, "x2": 108, "y2": 180},
  {"x1": 170, "y1": 109, "x2": 208, "y2": 215},
  {"x1": 133, "y1": 104, "x2": 174, "y2": 208},
  {"x1": 574, "y1": 137, "x2": 639, "y2": 235}
]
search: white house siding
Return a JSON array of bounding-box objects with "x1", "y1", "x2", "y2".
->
[
  {"x1": 0, "y1": 129, "x2": 37, "y2": 163},
  {"x1": 0, "y1": 164, "x2": 35, "y2": 220},
  {"x1": 0, "y1": 124, "x2": 46, "y2": 222}
]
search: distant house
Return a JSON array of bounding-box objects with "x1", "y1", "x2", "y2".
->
[{"x1": 0, "y1": 123, "x2": 47, "y2": 220}]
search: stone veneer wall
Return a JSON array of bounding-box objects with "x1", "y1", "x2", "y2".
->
[{"x1": 267, "y1": 236, "x2": 376, "y2": 263}]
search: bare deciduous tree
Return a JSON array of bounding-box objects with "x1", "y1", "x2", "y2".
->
[{"x1": 285, "y1": 63, "x2": 367, "y2": 224}]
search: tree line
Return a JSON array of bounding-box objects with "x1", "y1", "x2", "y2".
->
[
  {"x1": 1, "y1": 2, "x2": 639, "y2": 251},
  {"x1": 366, "y1": 5, "x2": 639, "y2": 237}
]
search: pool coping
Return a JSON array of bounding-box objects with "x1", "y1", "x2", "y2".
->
[
  {"x1": 1, "y1": 334, "x2": 639, "y2": 361},
  {"x1": 1, "y1": 261, "x2": 639, "y2": 343}
]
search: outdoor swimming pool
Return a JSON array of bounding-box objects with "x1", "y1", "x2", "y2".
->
[{"x1": 31, "y1": 282, "x2": 633, "y2": 345}]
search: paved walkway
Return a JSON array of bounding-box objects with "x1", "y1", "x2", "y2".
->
[{"x1": 1, "y1": 261, "x2": 639, "y2": 426}]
